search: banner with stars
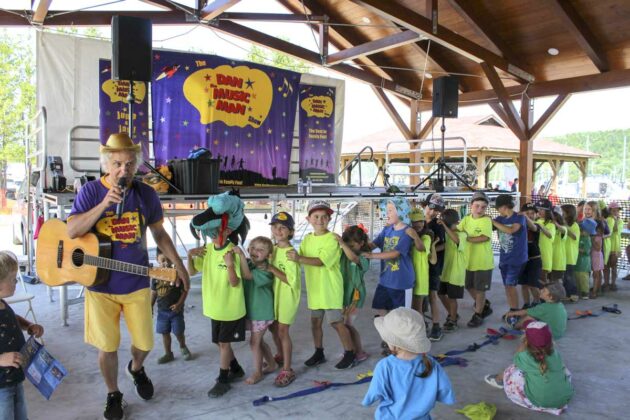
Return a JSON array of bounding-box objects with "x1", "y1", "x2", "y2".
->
[
  {"x1": 298, "y1": 84, "x2": 336, "y2": 184},
  {"x1": 151, "y1": 50, "x2": 301, "y2": 187},
  {"x1": 98, "y1": 59, "x2": 150, "y2": 155}
]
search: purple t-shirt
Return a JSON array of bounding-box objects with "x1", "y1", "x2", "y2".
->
[{"x1": 69, "y1": 177, "x2": 163, "y2": 294}]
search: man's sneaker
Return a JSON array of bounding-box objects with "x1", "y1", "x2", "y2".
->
[
  {"x1": 443, "y1": 318, "x2": 458, "y2": 332},
  {"x1": 207, "y1": 381, "x2": 231, "y2": 398},
  {"x1": 126, "y1": 361, "x2": 154, "y2": 401},
  {"x1": 429, "y1": 324, "x2": 443, "y2": 341},
  {"x1": 481, "y1": 300, "x2": 493, "y2": 318},
  {"x1": 335, "y1": 351, "x2": 356, "y2": 369},
  {"x1": 467, "y1": 313, "x2": 484, "y2": 328},
  {"x1": 103, "y1": 391, "x2": 126, "y2": 420},
  {"x1": 304, "y1": 350, "x2": 326, "y2": 367}
]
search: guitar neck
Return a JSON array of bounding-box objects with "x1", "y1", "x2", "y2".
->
[{"x1": 83, "y1": 254, "x2": 149, "y2": 277}]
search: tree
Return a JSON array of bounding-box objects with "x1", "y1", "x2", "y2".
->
[
  {"x1": 0, "y1": 30, "x2": 35, "y2": 206},
  {"x1": 247, "y1": 42, "x2": 311, "y2": 73}
]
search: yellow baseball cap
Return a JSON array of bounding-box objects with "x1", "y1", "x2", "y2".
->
[{"x1": 409, "y1": 208, "x2": 425, "y2": 222}]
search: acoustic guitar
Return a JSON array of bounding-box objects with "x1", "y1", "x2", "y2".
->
[{"x1": 36, "y1": 218, "x2": 177, "y2": 287}]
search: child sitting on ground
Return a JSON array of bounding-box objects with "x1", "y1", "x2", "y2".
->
[
  {"x1": 336, "y1": 225, "x2": 371, "y2": 364},
  {"x1": 438, "y1": 209, "x2": 468, "y2": 332},
  {"x1": 234, "y1": 237, "x2": 288, "y2": 385},
  {"x1": 575, "y1": 220, "x2": 595, "y2": 299},
  {"x1": 151, "y1": 248, "x2": 191, "y2": 364},
  {"x1": 409, "y1": 208, "x2": 436, "y2": 322},
  {"x1": 504, "y1": 282, "x2": 567, "y2": 339},
  {"x1": 0, "y1": 251, "x2": 45, "y2": 420},
  {"x1": 484, "y1": 321, "x2": 573, "y2": 415},
  {"x1": 363, "y1": 307, "x2": 455, "y2": 419}
]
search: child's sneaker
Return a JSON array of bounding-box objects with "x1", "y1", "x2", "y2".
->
[
  {"x1": 569, "y1": 295, "x2": 579, "y2": 303},
  {"x1": 181, "y1": 347, "x2": 192, "y2": 361},
  {"x1": 158, "y1": 352, "x2": 174, "y2": 364},
  {"x1": 355, "y1": 351, "x2": 370, "y2": 363},
  {"x1": 207, "y1": 381, "x2": 231, "y2": 398},
  {"x1": 429, "y1": 324, "x2": 443, "y2": 341},
  {"x1": 304, "y1": 349, "x2": 326, "y2": 367},
  {"x1": 481, "y1": 300, "x2": 493, "y2": 318},
  {"x1": 580, "y1": 292, "x2": 589, "y2": 300},
  {"x1": 335, "y1": 351, "x2": 356, "y2": 369},
  {"x1": 103, "y1": 391, "x2": 126, "y2": 420},
  {"x1": 443, "y1": 318, "x2": 458, "y2": 332},
  {"x1": 503, "y1": 314, "x2": 519, "y2": 329},
  {"x1": 467, "y1": 313, "x2": 483, "y2": 328},
  {"x1": 521, "y1": 302, "x2": 531, "y2": 310}
]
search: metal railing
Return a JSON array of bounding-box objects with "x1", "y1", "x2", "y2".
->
[
  {"x1": 68, "y1": 125, "x2": 101, "y2": 177},
  {"x1": 339, "y1": 145, "x2": 374, "y2": 187}
]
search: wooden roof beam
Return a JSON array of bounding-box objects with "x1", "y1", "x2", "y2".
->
[
  {"x1": 529, "y1": 94, "x2": 570, "y2": 139},
  {"x1": 207, "y1": 20, "x2": 421, "y2": 99},
  {"x1": 217, "y1": 12, "x2": 326, "y2": 22},
  {"x1": 481, "y1": 62, "x2": 527, "y2": 140},
  {"x1": 138, "y1": 1, "x2": 177, "y2": 11},
  {"x1": 371, "y1": 87, "x2": 413, "y2": 140},
  {"x1": 417, "y1": 116, "x2": 437, "y2": 139},
  {"x1": 0, "y1": 10, "x2": 193, "y2": 26},
  {"x1": 31, "y1": 0, "x2": 52, "y2": 25},
  {"x1": 326, "y1": 30, "x2": 422, "y2": 65},
  {"x1": 199, "y1": 0, "x2": 240, "y2": 21},
  {"x1": 350, "y1": 0, "x2": 534, "y2": 82},
  {"x1": 547, "y1": 0, "x2": 609, "y2": 72}
]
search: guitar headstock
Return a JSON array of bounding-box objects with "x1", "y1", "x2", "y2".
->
[{"x1": 148, "y1": 266, "x2": 177, "y2": 282}]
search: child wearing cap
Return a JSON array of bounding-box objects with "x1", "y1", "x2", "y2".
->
[
  {"x1": 575, "y1": 220, "x2": 594, "y2": 299},
  {"x1": 584, "y1": 201, "x2": 605, "y2": 298},
  {"x1": 363, "y1": 308, "x2": 455, "y2": 419},
  {"x1": 550, "y1": 206, "x2": 568, "y2": 282},
  {"x1": 535, "y1": 200, "x2": 556, "y2": 283},
  {"x1": 366, "y1": 198, "x2": 416, "y2": 315},
  {"x1": 290, "y1": 201, "x2": 355, "y2": 370},
  {"x1": 268, "y1": 211, "x2": 300, "y2": 387},
  {"x1": 491, "y1": 194, "x2": 529, "y2": 325},
  {"x1": 561, "y1": 204, "x2": 580, "y2": 302},
  {"x1": 518, "y1": 203, "x2": 546, "y2": 308},
  {"x1": 409, "y1": 208, "x2": 437, "y2": 330},
  {"x1": 424, "y1": 194, "x2": 447, "y2": 341},
  {"x1": 604, "y1": 202, "x2": 622, "y2": 291},
  {"x1": 458, "y1": 191, "x2": 494, "y2": 328},
  {"x1": 438, "y1": 209, "x2": 467, "y2": 332},
  {"x1": 504, "y1": 282, "x2": 567, "y2": 339}
]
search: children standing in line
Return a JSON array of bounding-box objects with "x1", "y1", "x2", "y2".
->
[
  {"x1": 366, "y1": 198, "x2": 415, "y2": 314},
  {"x1": 458, "y1": 192, "x2": 494, "y2": 328},
  {"x1": 291, "y1": 201, "x2": 355, "y2": 369},
  {"x1": 235, "y1": 237, "x2": 287, "y2": 385},
  {"x1": 337, "y1": 225, "x2": 371, "y2": 363},
  {"x1": 518, "y1": 203, "x2": 546, "y2": 308},
  {"x1": 438, "y1": 209, "x2": 468, "y2": 332},
  {"x1": 504, "y1": 282, "x2": 568, "y2": 339},
  {"x1": 561, "y1": 204, "x2": 580, "y2": 302},
  {"x1": 535, "y1": 199, "x2": 556, "y2": 283},
  {"x1": 268, "y1": 212, "x2": 300, "y2": 387},
  {"x1": 484, "y1": 321, "x2": 573, "y2": 415},
  {"x1": 151, "y1": 248, "x2": 191, "y2": 364},
  {"x1": 0, "y1": 251, "x2": 45, "y2": 420},
  {"x1": 188, "y1": 232, "x2": 246, "y2": 398},
  {"x1": 409, "y1": 209, "x2": 437, "y2": 330},
  {"x1": 491, "y1": 194, "x2": 529, "y2": 325},
  {"x1": 424, "y1": 194, "x2": 447, "y2": 341},
  {"x1": 550, "y1": 207, "x2": 568, "y2": 282},
  {"x1": 575, "y1": 220, "x2": 595, "y2": 299},
  {"x1": 605, "y1": 202, "x2": 622, "y2": 291},
  {"x1": 363, "y1": 308, "x2": 455, "y2": 419}
]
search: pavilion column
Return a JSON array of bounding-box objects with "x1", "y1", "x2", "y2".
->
[
  {"x1": 377, "y1": 157, "x2": 385, "y2": 186},
  {"x1": 409, "y1": 143, "x2": 421, "y2": 186},
  {"x1": 548, "y1": 159, "x2": 564, "y2": 194},
  {"x1": 519, "y1": 140, "x2": 534, "y2": 201},
  {"x1": 576, "y1": 161, "x2": 588, "y2": 198},
  {"x1": 476, "y1": 152, "x2": 486, "y2": 189}
]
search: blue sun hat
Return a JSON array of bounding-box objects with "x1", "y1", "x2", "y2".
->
[{"x1": 379, "y1": 196, "x2": 411, "y2": 225}]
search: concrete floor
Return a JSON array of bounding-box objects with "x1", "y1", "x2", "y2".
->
[{"x1": 16, "y1": 258, "x2": 630, "y2": 420}]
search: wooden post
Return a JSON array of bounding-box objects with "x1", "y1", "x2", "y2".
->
[
  {"x1": 477, "y1": 153, "x2": 486, "y2": 188},
  {"x1": 377, "y1": 157, "x2": 385, "y2": 186}
]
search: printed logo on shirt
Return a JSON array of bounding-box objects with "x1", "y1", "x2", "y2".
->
[
  {"x1": 96, "y1": 211, "x2": 141, "y2": 244},
  {"x1": 383, "y1": 236, "x2": 401, "y2": 272},
  {"x1": 498, "y1": 224, "x2": 515, "y2": 254},
  {"x1": 217, "y1": 262, "x2": 228, "y2": 271}
]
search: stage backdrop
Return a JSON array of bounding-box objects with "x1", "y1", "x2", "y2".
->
[
  {"x1": 98, "y1": 60, "x2": 149, "y2": 157},
  {"x1": 299, "y1": 84, "x2": 336, "y2": 183},
  {"x1": 151, "y1": 50, "x2": 301, "y2": 186}
]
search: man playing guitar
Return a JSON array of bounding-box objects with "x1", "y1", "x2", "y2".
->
[{"x1": 67, "y1": 133, "x2": 189, "y2": 420}]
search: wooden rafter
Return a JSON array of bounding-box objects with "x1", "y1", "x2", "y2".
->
[
  {"x1": 199, "y1": 0, "x2": 240, "y2": 20},
  {"x1": 547, "y1": 0, "x2": 609, "y2": 72},
  {"x1": 417, "y1": 116, "x2": 437, "y2": 139},
  {"x1": 138, "y1": 0, "x2": 176, "y2": 11},
  {"x1": 529, "y1": 94, "x2": 570, "y2": 139},
  {"x1": 350, "y1": 0, "x2": 534, "y2": 82},
  {"x1": 31, "y1": 0, "x2": 52, "y2": 24},
  {"x1": 326, "y1": 30, "x2": 421, "y2": 65},
  {"x1": 218, "y1": 12, "x2": 326, "y2": 22},
  {"x1": 0, "y1": 10, "x2": 191, "y2": 25},
  {"x1": 481, "y1": 62, "x2": 527, "y2": 140},
  {"x1": 371, "y1": 87, "x2": 412, "y2": 139}
]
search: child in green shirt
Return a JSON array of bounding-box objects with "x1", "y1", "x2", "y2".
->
[
  {"x1": 409, "y1": 208, "x2": 436, "y2": 322},
  {"x1": 604, "y1": 202, "x2": 622, "y2": 291},
  {"x1": 535, "y1": 199, "x2": 556, "y2": 283},
  {"x1": 290, "y1": 201, "x2": 355, "y2": 370},
  {"x1": 575, "y1": 220, "x2": 594, "y2": 299},
  {"x1": 505, "y1": 282, "x2": 568, "y2": 339}
]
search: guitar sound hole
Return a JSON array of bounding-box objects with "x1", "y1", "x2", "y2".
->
[{"x1": 72, "y1": 249, "x2": 85, "y2": 267}]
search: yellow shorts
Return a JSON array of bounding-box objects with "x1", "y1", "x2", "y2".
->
[{"x1": 85, "y1": 288, "x2": 153, "y2": 352}]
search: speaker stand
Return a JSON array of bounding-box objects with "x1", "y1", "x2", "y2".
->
[
  {"x1": 412, "y1": 117, "x2": 475, "y2": 192},
  {"x1": 126, "y1": 80, "x2": 136, "y2": 137}
]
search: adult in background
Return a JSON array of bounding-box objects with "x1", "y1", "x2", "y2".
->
[
  {"x1": 511, "y1": 178, "x2": 519, "y2": 192},
  {"x1": 67, "y1": 133, "x2": 190, "y2": 420}
]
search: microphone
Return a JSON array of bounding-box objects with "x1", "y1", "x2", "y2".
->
[{"x1": 116, "y1": 177, "x2": 128, "y2": 219}]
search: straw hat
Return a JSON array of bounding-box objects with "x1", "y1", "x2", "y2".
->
[
  {"x1": 100, "y1": 133, "x2": 141, "y2": 153},
  {"x1": 374, "y1": 308, "x2": 430, "y2": 354}
]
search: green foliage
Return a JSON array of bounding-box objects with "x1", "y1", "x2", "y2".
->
[{"x1": 247, "y1": 43, "x2": 311, "y2": 73}]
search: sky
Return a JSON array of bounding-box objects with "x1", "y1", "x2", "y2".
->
[{"x1": 2, "y1": 0, "x2": 629, "y2": 142}]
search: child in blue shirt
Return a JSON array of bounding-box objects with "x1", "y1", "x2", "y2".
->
[{"x1": 363, "y1": 307, "x2": 455, "y2": 419}]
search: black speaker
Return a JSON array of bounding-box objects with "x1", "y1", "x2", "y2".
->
[
  {"x1": 112, "y1": 16, "x2": 152, "y2": 82},
  {"x1": 432, "y1": 76, "x2": 459, "y2": 118}
]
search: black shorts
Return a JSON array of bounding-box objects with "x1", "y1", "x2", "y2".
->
[
  {"x1": 438, "y1": 281, "x2": 464, "y2": 299},
  {"x1": 518, "y1": 258, "x2": 542, "y2": 288},
  {"x1": 211, "y1": 317, "x2": 246, "y2": 344},
  {"x1": 429, "y1": 274, "x2": 441, "y2": 292}
]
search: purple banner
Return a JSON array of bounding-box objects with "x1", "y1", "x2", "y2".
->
[
  {"x1": 299, "y1": 85, "x2": 336, "y2": 184},
  {"x1": 151, "y1": 50, "x2": 301, "y2": 186},
  {"x1": 98, "y1": 59, "x2": 149, "y2": 155}
]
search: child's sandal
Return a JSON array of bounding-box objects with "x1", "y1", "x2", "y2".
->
[{"x1": 274, "y1": 369, "x2": 296, "y2": 388}]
